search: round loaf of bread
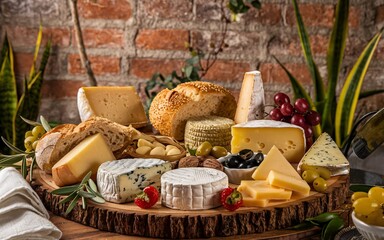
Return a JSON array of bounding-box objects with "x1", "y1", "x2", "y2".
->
[{"x1": 149, "y1": 81, "x2": 237, "y2": 140}]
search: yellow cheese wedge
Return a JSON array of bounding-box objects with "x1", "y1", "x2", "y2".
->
[
  {"x1": 234, "y1": 71, "x2": 265, "y2": 124},
  {"x1": 252, "y1": 145, "x2": 302, "y2": 180},
  {"x1": 242, "y1": 195, "x2": 269, "y2": 207},
  {"x1": 267, "y1": 170, "x2": 310, "y2": 196},
  {"x1": 52, "y1": 133, "x2": 116, "y2": 187},
  {"x1": 242, "y1": 186, "x2": 292, "y2": 200},
  {"x1": 231, "y1": 120, "x2": 305, "y2": 162},
  {"x1": 77, "y1": 86, "x2": 148, "y2": 128}
]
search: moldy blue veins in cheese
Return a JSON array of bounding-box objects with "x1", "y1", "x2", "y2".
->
[
  {"x1": 161, "y1": 167, "x2": 228, "y2": 210},
  {"x1": 97, "y1": 158, "x2": 171, "y2": 203},
  {"x1": 297, "y1": 132, "x2": 350, "y2": 176}
]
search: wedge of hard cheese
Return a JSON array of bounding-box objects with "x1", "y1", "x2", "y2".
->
[
  {"x1": 52, "y1": 133, "x2": 116, "y2": 187},
  {"x1": 238, "y1": 180, "x2": 292, "y2": 200},
  {"x1": 297, "y1": 132, "x2": 350, "y2": 176},
  {"x1": 77, "y1": 86, "x2": 148, "y2": 128},
  {"x1": 231, "y1": 120, "x2": 305, "y2": 163},
  {"x1": 252, "y1": 145, "x2": 302, "y2": 180},
  {"x1": 267, "y1": 170, "x2": 310, "y2": 196}
]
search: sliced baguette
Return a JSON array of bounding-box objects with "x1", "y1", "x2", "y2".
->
[{"x1": 149, "y1": 81, "x2": 237, "y2": 140}]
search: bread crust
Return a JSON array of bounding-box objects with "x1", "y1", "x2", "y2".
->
[
  {"x1": 149, "y1": 81, "x2": 237, "y2": 140},
  {"x1": 35, "y1": 117, "x2": 142, "y2": 173}
]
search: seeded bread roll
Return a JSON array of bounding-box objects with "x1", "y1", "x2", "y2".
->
[
  {"x1": 35, "y1": 116, "x2": 148, "y2": 173},
  {"x1": 149, "y1": 81, "x2": 237, "y2": 140}
]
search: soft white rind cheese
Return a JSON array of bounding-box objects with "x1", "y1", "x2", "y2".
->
[
  {"x1": 161, "y1": 168, "x2": 228, "y2": 210},
  {"x1": 297, "y1": 132, "x2": 350, "y2": 176},
  {"x1": 97, "y1": 158, "x2": 171, "y2": 203}
]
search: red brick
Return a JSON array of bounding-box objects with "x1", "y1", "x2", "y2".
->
[
  {"x1": 74, "y1": 28, "x2": 124, "y2": 48},
  {"x1": 135, "y1": 29, "x2": 189, "y2": 50},
  {"x1": 14, "y1": 52, "x2": 33, "y2": 77},
  {"x1": 42, "y1": 80, "x2": 84, "y2": 99},
  {"x1": 286, "y1": 4, "x2": 334, "y2": 28},
  {"x1": 77, "y1": 0, "x2": 132, "y2": 20},
  {"x1": 243, "y1": 3, "x2": 282, "y2": 25},
  {"x1": 68, "y1": 54, "x2": 120, "y2": 75},
  {"x1": 130, "y1": 58, "x2": 185, "y2": 79},
  {"x1": 260, "y1": 63, "x2": 312, "y2": 84},
  {"x1": 376, "y1": 5, "x2": 384, "y2": 24},
  {"x1": 349, "y1": 6, "x2": 360, "y2": 29},
  {"x1": 140, "y1": 0, "x2": 192, "y2": 20},
  {"x1": 202, "y1": 60, "x2": 251, "y2": 82},
  {"x1": 5, "y1": 26, "x2": 70, "y2": 47}
]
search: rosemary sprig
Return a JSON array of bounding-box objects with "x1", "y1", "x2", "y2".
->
[{"x1": 51, "y1": 171, "x2": 105, "y2": 215}]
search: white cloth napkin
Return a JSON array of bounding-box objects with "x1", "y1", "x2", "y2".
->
[{"x1": 0, "y1": 167, "x2": 62, "y2": 240}]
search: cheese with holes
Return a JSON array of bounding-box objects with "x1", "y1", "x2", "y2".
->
[
  {"x1": 97, "y1": 158, "x2": 172, "y2": 203},
  {"x1": 238, "y1": 181, "x2": 292, "y2": 200},
  {"x1": 234, "y1": 71, "x2": 265, "y2": 124},
  {"x1": 297, "y1": 132, "x2": 350, "y2": 176},
  {"x1": 52, "y1": 133, "x2": 116, "y2": 187},
  {"x1": 231, "y1": 120, "x2": 306, "y2": 163},
  {"x1": 252, "y1": 145, "x2": 302, "y2": 180},
  {"x1": 267, "y1": 170, "x2": 310, "y2": 196},
  {"x1": 77, "y1": 86, "x2": 148, "y2": 128},
  {"x1": 161, "y1": 168, "x2": 228, "y2": 210}
]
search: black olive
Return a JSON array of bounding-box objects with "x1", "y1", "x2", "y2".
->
[
  {"x1": 246, "y1": 158, "x2": 257, "y2": 167},
  {"x1": 246, "y1": 164, "x2": 254, "y2": 168},
  {"x1": 254, "y1": 152, "x2": 264, "y2": 165},
  {"x1": 227, "y1": 155, "x2": 243, "y2": 168},
  {"x1": 238, "y1": 149, "x2": 254, "y2": 160},
  {"x1": 238, "y1": 162, "x2": 248, "y2": 169}
]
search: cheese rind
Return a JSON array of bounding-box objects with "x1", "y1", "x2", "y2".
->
[
  {"x1": 234, "y1": 71, "x2": 265, "y2": 124},
  {"x1": 252, "y1": 145, "x2": 302, "y2": 180},
  {"x1": 297, "y1": 132, "x2": 350, "y2": 176},
  {"x1": 267, "y1": 170, "x2": 310, "y2": 196},
  {"x1": 161, "y1": 168, "x2": 228, "y2": 210},
  {"x1": 77, "y1": 86, "x2": 147, "y2": 128},
  {"x1": 52, "y1": 133, "x2": 116, "y2": 187},
  {"x1": 231, "y1": 120, "x2": 305, "y2": 163},
  {"x1": 97, "y1": 158, "x2": 172, "y2": 203}
]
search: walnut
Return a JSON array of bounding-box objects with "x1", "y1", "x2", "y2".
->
[
  {"x1": 178, "y1": 156, "x2": 200, "y2": 168},
  {"x1": 202, "y1": 158, "x2": 224, "y2": 171}
]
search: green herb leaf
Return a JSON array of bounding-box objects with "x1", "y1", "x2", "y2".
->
[
  {"x1": 19, "y1": 116, "x2": 41, "y2": 126},
  {"x1": 40, "y1": 115, "x2": 51, "y2": 132},
  {"x1": 29, "y1": 156, "x2": 36, "y2": 182},
  {"x1": 88, "y1": 179, "x2": 98, "y2": 192},
  {"x1": 85, "y1": 184, "x2": 103, "y2": 199},
  {"x1": 21, "y1": 156, "x2": 27, "y2": 178},
  {"x1": 306, "y1": 212, "x2": 340, "y2": 224},
  {"x1": 65, "y1": 195, "x2": 80, "y2": 216},
  {"x1": 1, "y1": 136, "x2": 26, "y2": 154},
  {"x1": 90, "y1": 195, "x2": 105, "y2": 204},
  {"x1": 51, "y1": 184, "x2": 80, "y2": 195},
  {"x1": 349, "y1": 184, "x2": 375, "y2": 193},
  {"x1": 58, "y1": 191, "x2": 78, "y2": 205},
  {"x1": 81, "y1": 196, "x2": 87, "y2": 210},
  {"x1": 78, "y1": 190, "x2": 96, "y2": 199},
  {"x1": 321, "y1": 217, "x2": 344, "y2": 240},
  {"x1": 80, "y1": 171, "x2": 92, "y2": 186}
]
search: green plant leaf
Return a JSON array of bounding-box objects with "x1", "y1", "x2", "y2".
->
[
  {"x1": 359, "y1": 89, "x2": 384, "y2": 100},
  {"x1": 29, "y1": 24, "x2": 43, "y2": 81},
  {"x1": 292, "y1": 0, "x2": 325, "y2": 112},
  {"x1": 0, "y1": 155, "x2": 24, "y2": 165},
  {"x1": 335, "y1": 30, "x2": 382, "y2": 146},
  {"x1": 247, "y1": 0, "x2": 261, "y2": 9},
  {"x1": 321, "y1": 217, "x2": 344, "y2": 240},
  {"x1": 349, "y1": 184, "x2": 375, "y2": 193},
  {"x1": 322, "y1": 0, "x2": 349, "y2": 133},
  {"x1": 65, "y1": 194, "x2": 80, "y2": 216},
  {"x1": 1, "y1": 136, "x2": 26, "y2": 154},
  {"x1": 306, "y1": 212, "x2": 340, "y2": 224},
  {"x1": 80, "y1": 171, "x2": 92, "y2": 186},
  {"x1": 58, "y1": 191, "x2": 78, "y2": 205},
  {"x1": 78, "y1": 190, "x2": 96, "y2": 199},
  {"x1": 20, "y1": 116, "x2": 41, "y2": 126},
  {"x1": 40, "y1": 115, "x2": 51, "y2": 132},
  {"x1": 29, "y1": 156, "x2": 36, "y2": 182},
  {"x1": 51, "y1": 184, "x2": 80, "y2": 195},
  {"x1": 0, "y1": 39, "x2": 17, "y2": 153}
]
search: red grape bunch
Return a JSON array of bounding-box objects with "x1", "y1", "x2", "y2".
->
[{"x1": 269, "y1": 92, "x2": 321, "y2": 148}]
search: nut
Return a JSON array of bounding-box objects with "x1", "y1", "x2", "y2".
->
[
  {"x1": 202, "y1": 158, "x2": 223, "y2": 171},
  {"x1": 178, "y1": 156, "x2": 200, "y2": 168}
]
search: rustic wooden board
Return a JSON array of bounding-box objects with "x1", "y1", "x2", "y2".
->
[{"x1": 32, "y1": 170, "x2": 349, "y2": 239}]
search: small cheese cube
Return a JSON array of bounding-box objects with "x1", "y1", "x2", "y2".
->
[
  {"x1": 252, "y1": 145, "x2": 302, "y2": 180},
  {"x1": 267, "y1": 170, "x2": 310, "y2": 196},
  {"x1": 52, "y1": 133, "x2": 116, "y2": 187}
]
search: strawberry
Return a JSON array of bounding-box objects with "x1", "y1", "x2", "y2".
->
[
  {"x1": 134, "y1": 186, "x2": 159, "y2": 209},
  {"x1": 220, "y1": 187, "x2": 243, "y2": 211}
]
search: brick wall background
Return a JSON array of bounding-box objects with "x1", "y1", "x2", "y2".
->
[{"x1": 0, "y1": 0, "x2": 383, "y2": 124}]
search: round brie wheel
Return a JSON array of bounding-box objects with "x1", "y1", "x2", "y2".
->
[{"x1": 161, "y1": 167, "x2": 228, "y2": 210}]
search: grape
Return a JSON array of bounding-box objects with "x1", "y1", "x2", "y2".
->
[
  {"x1": 302, "y1": 124, "x2": 313, "y2": 138},
  {"x1": 375, "y1": 210, "x2": 384, "y2": 226},
  {"x1": 269, "y1": 108, "x2": 284, "y2": 121},
  {"x1": 290, "y1": 114, "x2": 306, "y2": 127},
  {"x1": 280, "y1": 103, "x2": 294, "y2": 116},
  {"x1": 353, "y1": 197, "x2": 379, "y2": 215},
  {"x1": 282, "y1": 116, "x2": 292, "y2": 123},
  {"x1": 32, "y1": 125, "x2": 46, "y2": 139},
  {"x1": 306, "y1": 110, "x2": 321, "y2": 126},
  {"x1": 368, "y1": 186, "x2": 384, "y2": 204},
  {"x1": 25, "y1": 130, "x2": 33, "y2": 138},
  {"x1": 274, "y1": 92, "x2": 290, "y2": 107},
  {"x1": 294, "y1": 98, "x2": 310, "y2": 114},
  {"x1": 306, "y1": 137, "x2": 313, "y2": 150},
  {"x1": 351, "y1": 192, "x2": 369, "y2": 203},
  {"x1": 357, "y1": 211, "x2": 380, "y2": 225}
]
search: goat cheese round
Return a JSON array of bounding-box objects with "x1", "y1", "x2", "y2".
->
[{"x1": 161, "y1": 167, "x2": 228, "y2": 210}]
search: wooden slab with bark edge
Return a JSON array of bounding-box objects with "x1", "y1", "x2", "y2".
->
[{"x1": 32, "y1": 170, "x2": 349, "y2": 239}]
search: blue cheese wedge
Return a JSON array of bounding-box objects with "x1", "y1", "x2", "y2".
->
[
  {"x1": 97, "y1": 158, "x2": 172, "y2": 203},
  {"x1": 297, "y1": 132, "x2": 350, "y2": 176}
]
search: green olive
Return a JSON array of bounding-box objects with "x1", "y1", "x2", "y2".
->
[
  {"x1": 211, "y1": 146, "x2": 228, "y2": 158},
  {"x1": 301, "y1": 164, "x2": 331, "y2": 180},
  {"x1": 302, "y1": 170, "x2": 320, "y2": 184},
  {"x1": 313, "y1": 177, "x2": 327, "y2": 193},
  {"x1": 196, "y1": 141, "x2": 212, "y2": 156}
]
